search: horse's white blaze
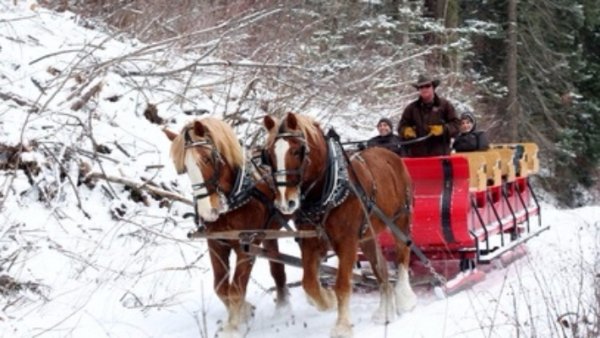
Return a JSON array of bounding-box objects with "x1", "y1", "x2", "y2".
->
[
  {"x1": 274, "y1": 139, "x2": 299, "y2": 214},
  {"x1": 394, "y1": 265, "x2": 417, "y2": 313},
  {"x1": 185, "y1": 151, "x2": 217, "y2": 222}
]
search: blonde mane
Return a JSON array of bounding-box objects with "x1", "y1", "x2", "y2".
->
[
  {"x1": 266, "y1": 112, "x2": 322, "y2": 148},
  {"x1": 170, "y1": 117, "x2": 243, "y2": 174}
]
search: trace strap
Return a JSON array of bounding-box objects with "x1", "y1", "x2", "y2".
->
[{"x1": 331, "y1": 128, "x2": 446, "y2": 287}]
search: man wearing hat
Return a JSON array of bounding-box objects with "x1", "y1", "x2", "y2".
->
[
  {"x1": 398, "y1": 74, "x2": 460, "y2": 157},
  {"x1": 364, "y1": 117, "x2": 404, "y2": 155}
]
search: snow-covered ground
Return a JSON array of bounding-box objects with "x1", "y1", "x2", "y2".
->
[{"x1": 1, "y1": 3, "x2": 598, "y2": 338}]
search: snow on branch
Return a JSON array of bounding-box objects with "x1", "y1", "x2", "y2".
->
[{"x1": 86, "y1": 171, "x2": 192, "y2": 206}]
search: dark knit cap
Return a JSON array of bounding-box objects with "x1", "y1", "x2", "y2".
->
[
  {"x1": 460, "y1": 112, "x2": 475, "y2": 124},
  {"x1": 460, "y1": 111, "x2": 477, "y2": 131},
  {"x1": 377, "y1": 118, "x2": 393, "y2": 129}
]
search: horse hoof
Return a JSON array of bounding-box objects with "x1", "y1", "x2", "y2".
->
[
  {"x1": 371, "y1": 306, "x2": 396, "y2": 325},
  {"x1": 395, "y1": 290, "x2": 417, "y2": 314},
  {"x1": 274, "y1": 287, "x2": 291, "y2": 310},
  {"x1": 394, "y1": 274, "x2": 417, "y2": 314},
  {"x1": 306, "y1": 288, "x2": 336, "y2": 311},
  {"x1": 275, "y1": 298, "x2": 291, "y2": 310},
  {"x1": 330, "y1": 323, "x2": 353, "y2": 338},
  {"x1": 306, "y1": 295, "x2": 327, "y2": 311},
  {"x1": 240, "y1": 301, "x2": 256, "y2": 322},
  {"x1": 217, "y1": 325, "x2": 244, "y2": 338},
  {"x1": 372, "y1": 286, "x2": 397, "y2": 324}
]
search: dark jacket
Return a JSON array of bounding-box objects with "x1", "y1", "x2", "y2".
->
[
  {"x1": 367, "y1": 133, "x2": 404, "y2": 155},
  {"x1": 452, "y1": 113, "x2": 490, "y2": 152},
  {"x1": 452, "y1": 131, "x2": 489, "y2": 152},
  {"x1": 398, "y1": 95, "x2": 460, "y2": 157}
]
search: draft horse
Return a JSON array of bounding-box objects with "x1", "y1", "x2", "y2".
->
[
  {"x1": 164, "y1": 117, "x2": 289, "y2": 336},
  {"x1": 262, "y1": 112, "x2": 417, "y2": 338}
]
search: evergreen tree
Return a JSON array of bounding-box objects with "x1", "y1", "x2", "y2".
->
[{"x1": 463, "y1": 0, "x2": 599, "y2": 205}]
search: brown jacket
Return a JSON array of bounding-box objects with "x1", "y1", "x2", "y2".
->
[{"x1": 398, "y1": 95, "x2": 460, "y2": 157}]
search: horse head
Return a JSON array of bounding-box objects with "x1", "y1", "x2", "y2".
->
[
  {"x1": 164, "y1": 118, "x2": 243, "y2": 222},
  {"x1": 263, "y1": 112, "x2": 327, "y2": 215}
]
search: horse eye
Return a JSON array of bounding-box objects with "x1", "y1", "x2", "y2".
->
[{"x1": 292, "y1": 149, "x2": 302, "y2": 157}]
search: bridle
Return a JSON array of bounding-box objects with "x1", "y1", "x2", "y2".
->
[
  {"x1": 265, "y1": 127, "x2": 351, "y2": 224},
  {"x1": 184, "y1": 129, "x2": 224, "y2": 200},
  {"x1": 266, "y1": 131, "x2": 309, "y2": 189}
]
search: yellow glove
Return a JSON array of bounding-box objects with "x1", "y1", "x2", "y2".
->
[
  {"x1": 402, "y1": 127, "x2": 416, "y2": 139},
  {"x1": 428, "y1": 124, "x2": 444, "y2": 136}
]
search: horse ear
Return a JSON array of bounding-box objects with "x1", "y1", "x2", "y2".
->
[
  {"x1": 263, "y1": 115, "x2": 276, "y2": 132},
  {"x1": 162, "y1": 128, "x2": 178, "y2": 141},
  {"x1": 286, "y1": 112, "x2": 298, "y2": 130},
  {"x1": 193, "y1": 120, "x2": 207, "y2": 137}
]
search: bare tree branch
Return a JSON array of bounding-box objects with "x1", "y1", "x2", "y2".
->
[{"x1": 86, "y1": 172, "x2": 192, "y2": 206}]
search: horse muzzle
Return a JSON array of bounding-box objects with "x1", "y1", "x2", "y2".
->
[
  {"x1": 198, "y1": 207, "x2": 220, "y2": 222},
  {"x1": 275, "y1": 197, "x2": 299, "y2": 215}
]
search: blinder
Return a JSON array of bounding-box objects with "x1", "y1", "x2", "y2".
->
[
  {"x1": 261, "y1": 143, "x2": 306, "y2": 168},
  {"x1": 296, "y1": 144, "x2": 307, "y2": 159},
  {"x1": 183, "y1": 128, "x2": 223, "y2": 200},
  {"x1": 260, "y1": 148, "x2": 271, "y2": 167}
]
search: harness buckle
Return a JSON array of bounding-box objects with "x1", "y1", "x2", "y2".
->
[{"x1": 239, "y1": 231, "x2": 266, "y2": 253}]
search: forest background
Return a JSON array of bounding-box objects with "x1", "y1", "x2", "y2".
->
[{"x1": 39, "y1": 0, "x2": 600, "y2": 206}]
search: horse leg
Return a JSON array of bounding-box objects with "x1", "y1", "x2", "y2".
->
[
  {"x1": 225, "y1": 249, "x2": 256, "y2": 332},
  {"x1": 330, "y1": 238, "x2": 357, "y2": 338},
  {"x1": 299, "y1": 238, "x2": 336, "y2": 311},
  {"x1": 263, "y1": 239, "x2": 290, "y2": 309},
  {"x1": 208, "y1": 240, "x2": 232, "y2": 309},
  {"x1": 394, "y1": 225, "x2": 417, "y2": 314},
  {"x1": 359, "y1": 234, "x2": 396, "y2": 324}
]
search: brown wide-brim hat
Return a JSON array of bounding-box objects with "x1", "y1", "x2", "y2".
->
[{"x1": 412, "y1": 74, "x2": 441, "y2": 89}]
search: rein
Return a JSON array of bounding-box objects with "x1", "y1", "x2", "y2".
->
[
  {"x1": 329, "y1": 129, "x2": 438, "y2": 273},
  {"x1": 397, "y1": 133, "x2": 433, "y2": 145},
  {"x1": 342, "y1": 133, "x2": 433, "y2": 149}
]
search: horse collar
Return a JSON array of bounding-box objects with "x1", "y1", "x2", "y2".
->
[
  {"x1": 300, "y1": 136, "x2": 350, "y2": 219},
  {"x1": 226, "y1": 164, "x2": 255, "y2": 211}
]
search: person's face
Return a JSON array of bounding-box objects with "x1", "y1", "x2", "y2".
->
[
  {"x1": 417, "y1": 83, "x2": 434, "y2": 102},
  {"x1": 377, "y1": 122, "x2": 391, "y2": 136},
  {"x1": 460, "y1": 118, "x2": 473, "y2": 133}
]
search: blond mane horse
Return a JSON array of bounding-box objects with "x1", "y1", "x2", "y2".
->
[
  {"x1": 263, "y1": 112, "x2": 417, "y2": 338},
  {"x1": 165, "y1": 117, "x2": 288, "y2": 336}
]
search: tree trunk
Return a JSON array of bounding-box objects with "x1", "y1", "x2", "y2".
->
[
  {"x1": 506, "y1": 0, "x2": 519, "y2": 140},
  {"x1": 383, "y1": 0, "x2": 400, "y2": 21},
  {"x1": 423, "y1": 0, "x2": 459, "y2": 70},
  {"x1": 444, "y1": 0, "x2": 460, "y2": 74}
]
